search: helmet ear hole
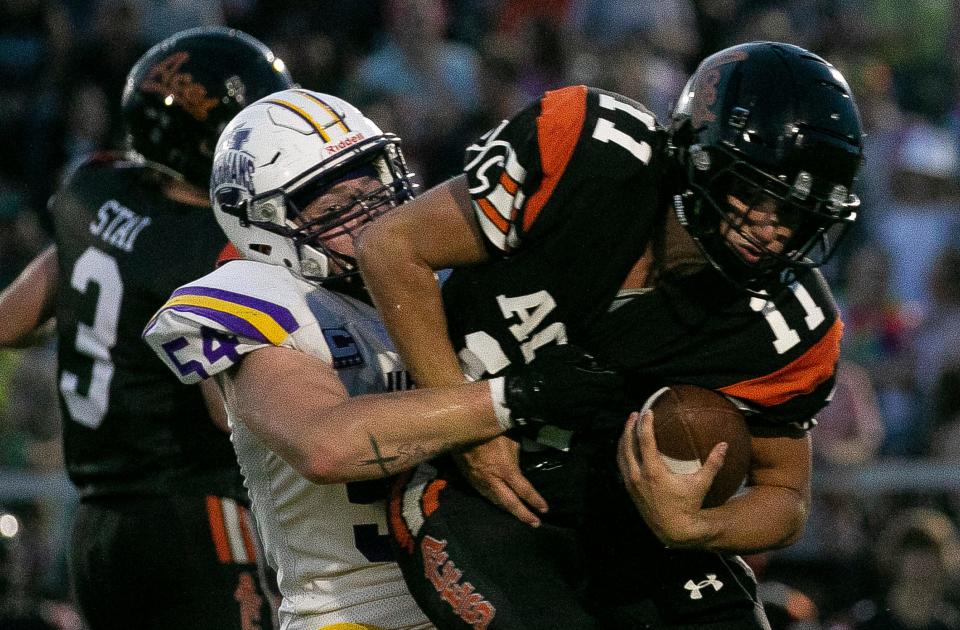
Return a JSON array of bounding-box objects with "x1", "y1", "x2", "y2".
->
[{"x1": 249, "y1": 244, "x2": 272, "y2": 255}]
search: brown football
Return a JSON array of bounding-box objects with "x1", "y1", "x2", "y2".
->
[{"x1": 642, "y1": 384, "x2": 752, "y2": 508}]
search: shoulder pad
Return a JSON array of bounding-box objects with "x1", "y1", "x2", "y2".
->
[{"x1": 143, "y1": 262, "x2": 305, "y2": 383}]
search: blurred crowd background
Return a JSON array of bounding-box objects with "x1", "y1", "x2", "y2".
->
[{"x1": 1, "y1": 0, "x2": 960, "y2": 628}]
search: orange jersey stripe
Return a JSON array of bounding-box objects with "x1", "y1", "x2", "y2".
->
[
  {"x1": 389, "y1": 471, "x2": 415, "y2": 554},
  {"x1": 477, "y1": 196, "x2": 510, "y2": 235},
  {"x1": 237, "y1": 507, "x2": 258, "y2": 563},
  {"x1": 499, "y1": 171, "x2": 519, "y2": 195},
  {"x1": 719, "y1": 318, "x2": 843, "y2": 407},
  {"x1": 205, "y1": 495, "x2": 233, "y2": 563},
  {"x1": 522, "y1": 85, "x2": 588, "y2": 232},
  {"x1": 422, "y1": 478, "x2": 447, "y2": 517}
]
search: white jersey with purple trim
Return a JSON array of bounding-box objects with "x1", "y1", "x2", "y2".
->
[{"x1": 143, "y1": 260, "x2": 432, "y2": 630}]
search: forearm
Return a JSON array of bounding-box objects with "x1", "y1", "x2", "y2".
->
[
  {"x1": 621, "y1": 417, "x2": 812, "y2": 554},
  {"x1": 0, "y1": 246, "x2": 58, "y2": 348},
  {"x1": 221, "y1": 346, "x2": 504, "y2": 484},
  {"x1": 304, "y1": 383, "x2": 504, "y2": 482},
  {"x1": 361, "y1": 241, "x2": 462, "y2": 388},
  {"x1": 670, "y1": 433, "x2": 811, "y2": 553},
  {"x1": 357, "y1": 175, "x2": 487, "y2": 388},
  {"x1": 672, "y1": 483, "x2": 809, "y2": 554}
]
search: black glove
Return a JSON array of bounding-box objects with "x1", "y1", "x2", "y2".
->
[{"x1": 503, "y1": 344, "x2": 625, "y2": 430}]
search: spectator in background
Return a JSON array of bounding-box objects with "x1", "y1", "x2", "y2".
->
[
  {"x1": 356, "y1": 0, "x2": 479, "y2": 115},
  {"x1": 564, "y1": 0, "x2": 694, "y2": 120},
  {"x1": 61, "y1": 83, "x2": 111, "y2": 174},
  {"x1": 0, "y1": 340, "x2": 70, "y2": 608},
  {"x1": 0, "y1": 521, "x2": 77, "y2": 630},
  {"x1": 0, "y1": 344, "x2": 61, "y2": 471},
  {"x1": 913, "y1": 246, "x2": 960, "y2": 446},
  {"x1": 566, "y1": 0, "x2": 698, "y2": 56},
  {"x1": 0, "y1": 206, "x2": 49, "y2": 289},
  {"x1": 862, "y1": 0, "x2": 956, "y2": 123},
  {"x1": 841, "y1": 54, "x2": 903, "y2": 215},
  {"x1": 245, "y1": 0, "x2": 382, "y2": 96},
  {"x1": 0, "y1": 0, "x2": 72, "y2": 221},
  {"x1": 499, "y1": 13, "x2": 567, "y2": 102},
  {"x1": 68, "y1": 0, "x2": 145, "y2": 151},
  {"x1": 812, "y1": 360, "x2": 884, "y2": 467},
  {"x1": 354, "y1": 0, "x2": 480, "y2": 184},
  {"x1": 855, "y1": 507, "x2": 960, "y2": 630},
  {"x1": 874, "y1": 120, "x2": 960, "y2": 304},
  {"x1": 592, "y1": 39, "x2": 688, "y2": 121},
  {"x1": 839, "y1": 243, "x2": 921, "y2": 455},
  {"x1": 136, "y1": 0, "x2": 223, "y2": 43}
]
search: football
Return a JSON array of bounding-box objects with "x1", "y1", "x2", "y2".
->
[{"x1": 642, "y1": 385, "x2": 752, "y2": 508}]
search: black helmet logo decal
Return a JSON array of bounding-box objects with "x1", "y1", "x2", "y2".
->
[
  {"x1": 691, "y1": 50, "x2": 748, "y2": 128},
  {"x1": 141, "y1": 52, "x2": 219, "y2": 122}
]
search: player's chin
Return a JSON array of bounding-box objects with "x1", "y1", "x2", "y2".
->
[{"x1": 724, "y1": 234, "x2": 763, "y2": 265}]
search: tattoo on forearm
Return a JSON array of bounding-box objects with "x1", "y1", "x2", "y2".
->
[
  {"x1": 359, "y1": 435, "x2": 402, "y2": 477},
  {"x1": 357, "y1": 435, "x2": 451, "y2": 475}
]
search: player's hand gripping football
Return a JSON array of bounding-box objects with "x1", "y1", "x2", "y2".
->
[
  {"x1": 503, "y1": 343, "x2": 625, "y2": 429},
  {"x1": 617, "y1": 410, "x2": 728, "y2": 549}
]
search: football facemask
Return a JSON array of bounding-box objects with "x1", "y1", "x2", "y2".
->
[
  {"x1": 211, "y1": 89, "x2": 416, "y2": 284},
  {"x1": 685, "y1": 149, "x2": 858, "y2": 285},
  {"x1": 668, "y1": 41, "x2": 863, "y2": 294}
]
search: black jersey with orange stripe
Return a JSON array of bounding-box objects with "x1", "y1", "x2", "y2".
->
[
  {"x1": 49, "y1": 154, "x2": 245, "y2": 499},
  {"x1": 464, "y1": 85, "x2": 665, "y2": 256},
  {"x1": 447, "y1": 85, "x2": 667, "y2": 369},
  {"x1": 445, "y1": 85, "x2": 838, "y2": 437},
  {"x1": 584, "y1": 268, "x2": 841, "y2": 437}
]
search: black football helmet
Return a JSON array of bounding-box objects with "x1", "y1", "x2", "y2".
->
[
  {"x1": 121, "y1": 27, "x2": 295, "y2": 188},
  {"x1": 668, "y1": 41, "x2": 864, "y2": 294}
]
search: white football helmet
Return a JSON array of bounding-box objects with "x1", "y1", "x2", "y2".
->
[{"x1": 210, "y1": 88, "x2": 416, "y2": 284}]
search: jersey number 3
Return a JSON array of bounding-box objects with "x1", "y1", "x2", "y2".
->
[{"x1": 60, "y1": 247, "x2": 122, "y2": 429}]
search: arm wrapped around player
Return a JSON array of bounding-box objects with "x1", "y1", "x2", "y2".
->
[{"x1": 492, "y1": 343, "x2": 627, "y2": 430}]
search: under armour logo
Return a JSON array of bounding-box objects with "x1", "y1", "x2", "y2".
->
[{"x1": 684, "y1": 574, "x2": 723, "y2": 600}]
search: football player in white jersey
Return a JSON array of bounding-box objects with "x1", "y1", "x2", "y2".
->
[{"x1": 142, "y1": 89, "x2": 625, "y2": 630}]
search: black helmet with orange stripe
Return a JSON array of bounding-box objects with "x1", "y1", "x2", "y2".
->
[
  {"x1": 668, "y1": 41, "x2": 864, "y2": 293},
  {"x1": 121, "y1": 27, "x2": 295, "y2": 188}
]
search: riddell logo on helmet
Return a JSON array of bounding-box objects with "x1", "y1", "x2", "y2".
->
[
  {"x1": 142, "y1": 52, "x2": 219, "y2": 122},
  {"x1": 325, "y1": 133, "x2": 365, "y2": 155}
]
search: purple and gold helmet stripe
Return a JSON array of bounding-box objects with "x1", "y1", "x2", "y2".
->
[
  {"x1": 267, "y1": 98, "x2": 332, "y2": 142},
  {"x1": 151, "y1": 286, "x2": 299, "y2": 345},
  {"x1": 293, "y1": 89, "x2": 351, "y2": 133}
]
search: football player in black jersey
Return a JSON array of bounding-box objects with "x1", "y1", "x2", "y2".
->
[
  {"x1": 0, "y1": 28, "x2": 294, "y2": 630},
  {"x1": 356, "y1": 42, "x2": 864, "y2": 628}
]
